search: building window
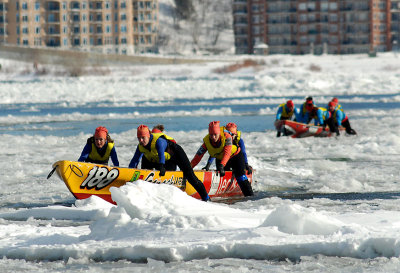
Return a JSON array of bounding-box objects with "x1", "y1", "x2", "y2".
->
[
  {"x1": 82, "y1": 1, "x2": 87, "y2": 9},
  {"x1": 329, "y1": 3, "x2": 337, "y2": 10},
  {"x1": 97, "y1": 38, "x2": 102, "y2": 45},
  {"x1": 35, "y1": 2, "x2": 40, "y2": 10},
  {"x1": 22, "y1": 2, "x2": 28, "y2": 10},
  {"x1": 96, "y1": 26, "x2": 102, "y2": 33},
  {"x1": 22, "y1": 27, "x2": 28, "y2": 34},
  {"x1": 63, "y1": 26, "x2": 68, "y2": 34},
  {"x1": 63, "y1": 2, "x2": 67, "y2": 10},
  {"x1": 82, "y1": 14, "x2": 87, "y2": 21},
  {"x1": 83, "y1": 38, "x2": 87, "y2": 45},
  {"x1": 121, "y1": 37, "x2": 127, "y2": 44},
  {"x1": 63, "y1": 38, "x2": 68, "y2": 46},
  {"x1": 121, "y1": 14, "x2": 126, "y2": 21},
  {"x1": 83, "y1": 26, "x2": 87, "y2": 33},
  {"x1": 23, "y1": 39, "x2": 29, "y2": 45},
  {"x1": 106, "y1": 1, "x2": 111, "y2": 9},
  {"x1": 73, "y1": 38, "x2": 80, "y2": 46},
  {"x1": 106, "y1": 14, "x2": 111, "y2": 21},
  {"x1": 22, "y1": 15, "x2": 28, "y2": 22},
  {"x1": 74, "y1": 26, "x2": 80, "y2": 33},
  {"x1": 121, "y1": 25, "x2": 127, "y2": 32},
  {"x1": 35, "y1": 27, "x2": 40, "y2": 34},
  {"x1": 35, "y1": 15, "x2": 40, "y2": 22},
  {"x1": 73, "y1": 14, "x2": 79, "y2": 22},
  {"x1": 63, "y1": 14, "x2": 67, "y2": 22},
  {"x1": 71, "y1": 2, "x2": 80, "y2": 9},
  {"x1": 121, "y1": 2, "x2": 126, "y2": 9},
  {"x1": 140, "y1": 25, "x2": 144, "y2": 32},
  {"x1": 115, "y1": 25, "x2": 118, "y2": 32},
  {"x1": 106, "y1": 25, "x2": 111, "y2": 33}
]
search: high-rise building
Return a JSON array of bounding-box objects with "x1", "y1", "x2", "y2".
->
[
  {"x1": 0, "y1": 0, "x2": 159, "y2": 55},
  {"x1": 233, "y1": 0, "x2": 400, "y2": 55}
]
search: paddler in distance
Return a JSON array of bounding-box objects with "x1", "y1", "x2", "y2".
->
[{"x1": 274, "y1": 99, "x2": 298, "y2": 137}]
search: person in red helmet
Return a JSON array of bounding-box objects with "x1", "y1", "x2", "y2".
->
[
  {"x1": 191, "y1": 121, "x2": 254, "y2": 197},
  {"x1": 325, "y1": 100, "x2": 357, "y2": 136},
  {"x1": 78, "y1": 126, "x2": 119, "y2": 166},
  {"x1": 329, "y1": 97, "x2": 342, "y2": 111},
  {"x1": 203, "y1": 122, "x2": 253, "y2": 175},
  {"x1": 275, "y1": 99, "x2": 298, "y2": 137},
  {"x1": 129, "y1": 125, "x2": 210, "y2": 201},
  {"x1": 297, "y1": 96, "x2": 314, "y2": 124}
]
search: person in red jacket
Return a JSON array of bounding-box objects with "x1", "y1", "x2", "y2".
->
[{"x1": 191, "y1": 121, "x2": 254, "y2": 197}]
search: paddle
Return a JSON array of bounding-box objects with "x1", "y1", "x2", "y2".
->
[{"x1": 47, "y1": 165, "x2": 58, "y2": 179}]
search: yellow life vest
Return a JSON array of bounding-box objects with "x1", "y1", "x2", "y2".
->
[
  {"x1": 88, "y1": 140, "x2": 114, "y2": 164},
  {"x1": 203, "y1": 127, "x2": 237, "y2": 160},
  {"x1": 279, "y1": 103, "x2": 294, "y2": 119},
  {"x1": 138, "y1": 133, "x2": 172, "y2": 163},
  {"x1": 301, "y1": 102, "x2": 308, "y2": 115}
]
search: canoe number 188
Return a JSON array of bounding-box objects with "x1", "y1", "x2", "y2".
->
[{"x1": 80, "y1": 166, "x2": 119, "y2": 190}]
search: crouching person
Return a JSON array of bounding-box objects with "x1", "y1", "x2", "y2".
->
[
  {"x1": 129, "y1": 125, "x2": 210, "y2": 202},
  {"x1": 191, "y1": 121, "x2": 254, "y2": 197}
]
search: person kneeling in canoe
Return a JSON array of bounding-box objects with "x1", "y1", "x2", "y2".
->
[
  {"x1": 78, "y1": 126, "x2": 119, "y2": 166},
  {"x1": 275, "y1": 99, "x2": 298, "y2": 137},
  {"x1": 191, "y1": 121, "x2": 254, "y2": 197},
  {"x1": 129, "y1": 125, "x2": 210, "y2": 202}
]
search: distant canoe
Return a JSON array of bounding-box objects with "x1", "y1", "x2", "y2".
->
[
  {"x1": 50, "y1": 160, "x2": 254, "y2": 204},
  {"x1": 274, "y1": 120, "x2": 345, "y2": 138}
]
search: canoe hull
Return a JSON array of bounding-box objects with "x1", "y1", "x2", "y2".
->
[
  {"x1": 52, "y1": 160, "x2": 254, "y2": 204},
  {"x1": 275, "y1": 120, "x2": 345, "y2": 138}
]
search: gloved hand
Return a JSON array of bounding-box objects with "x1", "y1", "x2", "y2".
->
[
  {"x1": 245, "y1": 163, "x2": 253, "y2": 174},
  {"x1": 217, "y1": 163, "x2": 225, "y2": 177},
  {"x1": 202, "y1": 162, "x2": 211, "y2": 171},
  {"x1": 159, "y1": 164, "x2": 166, "y2": 176}
]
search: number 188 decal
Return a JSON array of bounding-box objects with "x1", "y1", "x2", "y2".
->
[{"x1": 80, "y1": 166, "x2": 119, "y2": 190}]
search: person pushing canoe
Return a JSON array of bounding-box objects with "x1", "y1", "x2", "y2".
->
[{"x1": 128, "y1": 124, "x2": 210, "y2": 201}]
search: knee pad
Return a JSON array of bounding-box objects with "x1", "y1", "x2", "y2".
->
[{"x1": 236, "y1": 174, "x2": 247, "y2": 183}]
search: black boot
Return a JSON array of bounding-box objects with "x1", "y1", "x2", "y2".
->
[{"x1": 238, "y1": 180, "x2": 254, "y2": 196}]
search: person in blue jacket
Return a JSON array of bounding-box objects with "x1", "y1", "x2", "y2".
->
[
  {"x1": 78, "y1": 126, "x2": 119, "y2": 166},
  {"x1": 202, "y1": 122, "x2": 253, "y2": 175},
  {"x1": 129, "y1": 124, "x2": 210, "y2": 201},
  {"x1": 275, "y1": 100, "x2": 298, "y2": 137},
  {"x1": 309, "y1": 106, "x2": 330, "y2": 126},
  {"x1": 297, "y1": 96, "x2": 314, "y2": 124},
  {"x1": 326, "y1": 101, "x2": 357, "y2": 135}
]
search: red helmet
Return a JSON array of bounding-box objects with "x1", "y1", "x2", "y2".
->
[
  {"x1": 208, "y1": 121, "x2": 220, "y2": 135},
  {"x1": 137, "y1": 124, "x2": 150, "y2": 138},
  {"x1": 225, "y1": 122, "x2": 238, "y2": 134},
  {"x1": 94, "y1": 126, "x2": 108, "y2": 139},
  {"x1": 328, "y1": 101, "x2": 336, "y2": 109},
  {"x1": 286, "y1": 100, "x2": 294, "y2": 109}
]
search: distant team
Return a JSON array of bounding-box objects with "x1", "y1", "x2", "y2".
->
[{"x1": 275, "y1": 96, "x2": 357, "y2": 137}]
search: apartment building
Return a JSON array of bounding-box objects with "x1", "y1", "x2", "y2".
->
[
  {"x1": 233, "y1": 0, "x2": 400, "y2": 55},
  {"x1": 0, "y1": 0, "x2": 159, "y2": 54}
]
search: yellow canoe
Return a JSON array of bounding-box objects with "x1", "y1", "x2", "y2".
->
[{"x1": 50, "y1": 160, "x2": 255, "y2": 204}]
